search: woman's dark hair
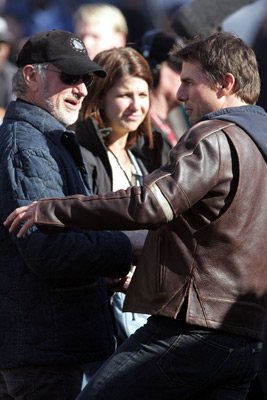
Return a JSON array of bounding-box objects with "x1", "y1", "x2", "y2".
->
[{"x1": 80, "y1": 46, "x2": 154, "y2": 148}]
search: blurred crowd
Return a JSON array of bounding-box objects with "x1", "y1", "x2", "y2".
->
[
  {"x1": 1, "y1": 0, "x2": 267, "y2": 124},
  {"x1": 0, "y1": 0, "x2": 267, "y2": 108}
]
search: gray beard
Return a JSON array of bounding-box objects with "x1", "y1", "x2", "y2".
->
[
  {"x1": 40, "y1": 84, "x2": 80, "y2": 127},
  {"x1": 41, "y1": 97, "x2": 79, "y2": 127}
]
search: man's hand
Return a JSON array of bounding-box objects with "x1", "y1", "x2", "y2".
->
[
  {"x1": 3, "y1": 202, "x2": 38, "y2": 237},
  {"x1": 106, "y1": 271, "x2": 133, "y2": 294}
]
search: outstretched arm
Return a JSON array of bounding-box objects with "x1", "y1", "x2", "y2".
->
[
  {"x1": 4, "y1": 202, "x2": 38, "y2": 237},
  {"x1": 4, "y1": 131, "x2": 224, "y2": 239}
]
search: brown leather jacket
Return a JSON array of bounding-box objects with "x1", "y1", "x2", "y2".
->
[{"x1": 35, "y1": 119, "x2": 267, "y2": 340}]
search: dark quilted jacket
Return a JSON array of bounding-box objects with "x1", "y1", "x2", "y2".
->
[{"x1": 0, "y1": 100, "x2": 132, "y2": 368}]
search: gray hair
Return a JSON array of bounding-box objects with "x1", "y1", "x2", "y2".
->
[{"x1": 12, "y1": 63, "x2": 49, "y2": 98}]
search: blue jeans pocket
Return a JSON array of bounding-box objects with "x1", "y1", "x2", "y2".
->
[{"x1": 157, "y1": 332, "x2": 233, "y2": 388}]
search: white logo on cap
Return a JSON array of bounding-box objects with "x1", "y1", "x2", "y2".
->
[{"x1": 70, "y1": 37, "x2": 86, "y2": 53}]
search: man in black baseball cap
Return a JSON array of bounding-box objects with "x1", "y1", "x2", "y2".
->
[
  {"x1": 14, "y1": 28, "x2": 106, "y2": 127},
  {"x1": 0, "y1": 29, "x2": 131, "y2": 400}
]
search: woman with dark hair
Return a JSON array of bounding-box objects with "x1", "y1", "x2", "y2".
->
[
  {"x1": 72, "y1": 47, "x2": 162, "y2": 380},
  {"x1": 74, "y1": 46, "x2": 162, "y2": 195}
]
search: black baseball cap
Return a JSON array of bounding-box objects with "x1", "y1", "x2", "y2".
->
[{"x1": 16, "y1": 29, "x2": 106, "y2": 77}]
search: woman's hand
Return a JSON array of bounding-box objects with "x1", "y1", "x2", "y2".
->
[{"x1": 3, "y1": 202, "x2": 38, "y2": 237}]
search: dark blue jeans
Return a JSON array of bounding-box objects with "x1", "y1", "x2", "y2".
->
[
  {"x1": 0, "y1": 363, "x2": 83, "y2": 400},
  {"x1": 77, "y1": 316, "x2": 262, "y2": 400}
]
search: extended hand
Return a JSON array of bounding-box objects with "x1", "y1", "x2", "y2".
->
[
  {"x1": 3, "y1": 202, "x2": 38, "y2": 237},
  {"x1": 106, "y1": 271, "x2": 133, "y2": 294}
]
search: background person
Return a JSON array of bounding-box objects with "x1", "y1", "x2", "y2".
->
[
  {"x1": 73, "y1": 3, "x2": 128, "y2": 60},
  {"x1": 5, "y1": 31, "x2": 267, "y2": 400},
  {"x1": 137, "y1": 29, "x2": 189, "y2": 163},
  {"x1": 0, "y1": 16, "x2": 16, "y2": 109},
  {"x1": 0, "y1": 29, "x2": 132, "y2": 400}
]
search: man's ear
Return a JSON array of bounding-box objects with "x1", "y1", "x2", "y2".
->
[
  {"x1": 23, "y1": 65, "x2": 40, "y2": 90},
  {"x1": 220, "y1": 73, "x2": 235, "y2": 94}
]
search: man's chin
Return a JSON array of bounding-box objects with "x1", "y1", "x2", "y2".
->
[{"x1": 56, "y1": 111, "x2": 79, "y2": 127}]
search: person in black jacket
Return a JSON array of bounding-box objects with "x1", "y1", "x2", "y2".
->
[
  {"x1": 136, "y1": 30, "x2": 189, "y2": 163},
  {"x1": 74, "y1": 46, "x2": 163, "y2": 195},
  {"x1": 72, "y1": 47, "x2": 162, "y2": 385}
]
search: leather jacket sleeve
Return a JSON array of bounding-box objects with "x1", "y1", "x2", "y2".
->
[{"x1": 34, "y1": 121, "x2": 235, "y2": 234}]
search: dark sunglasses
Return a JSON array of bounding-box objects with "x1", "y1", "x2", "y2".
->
[{"x1": 45, "y1": 68, "x2": 94, "y2": 88}]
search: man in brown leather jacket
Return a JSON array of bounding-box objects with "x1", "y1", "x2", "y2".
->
[{"x1": 5, "y1": 32, "x2": 267, "y2": 400}]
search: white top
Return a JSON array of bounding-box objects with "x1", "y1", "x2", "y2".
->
[{"x1": 107, "y1": 149, "x2": 142, "y2": 191}]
